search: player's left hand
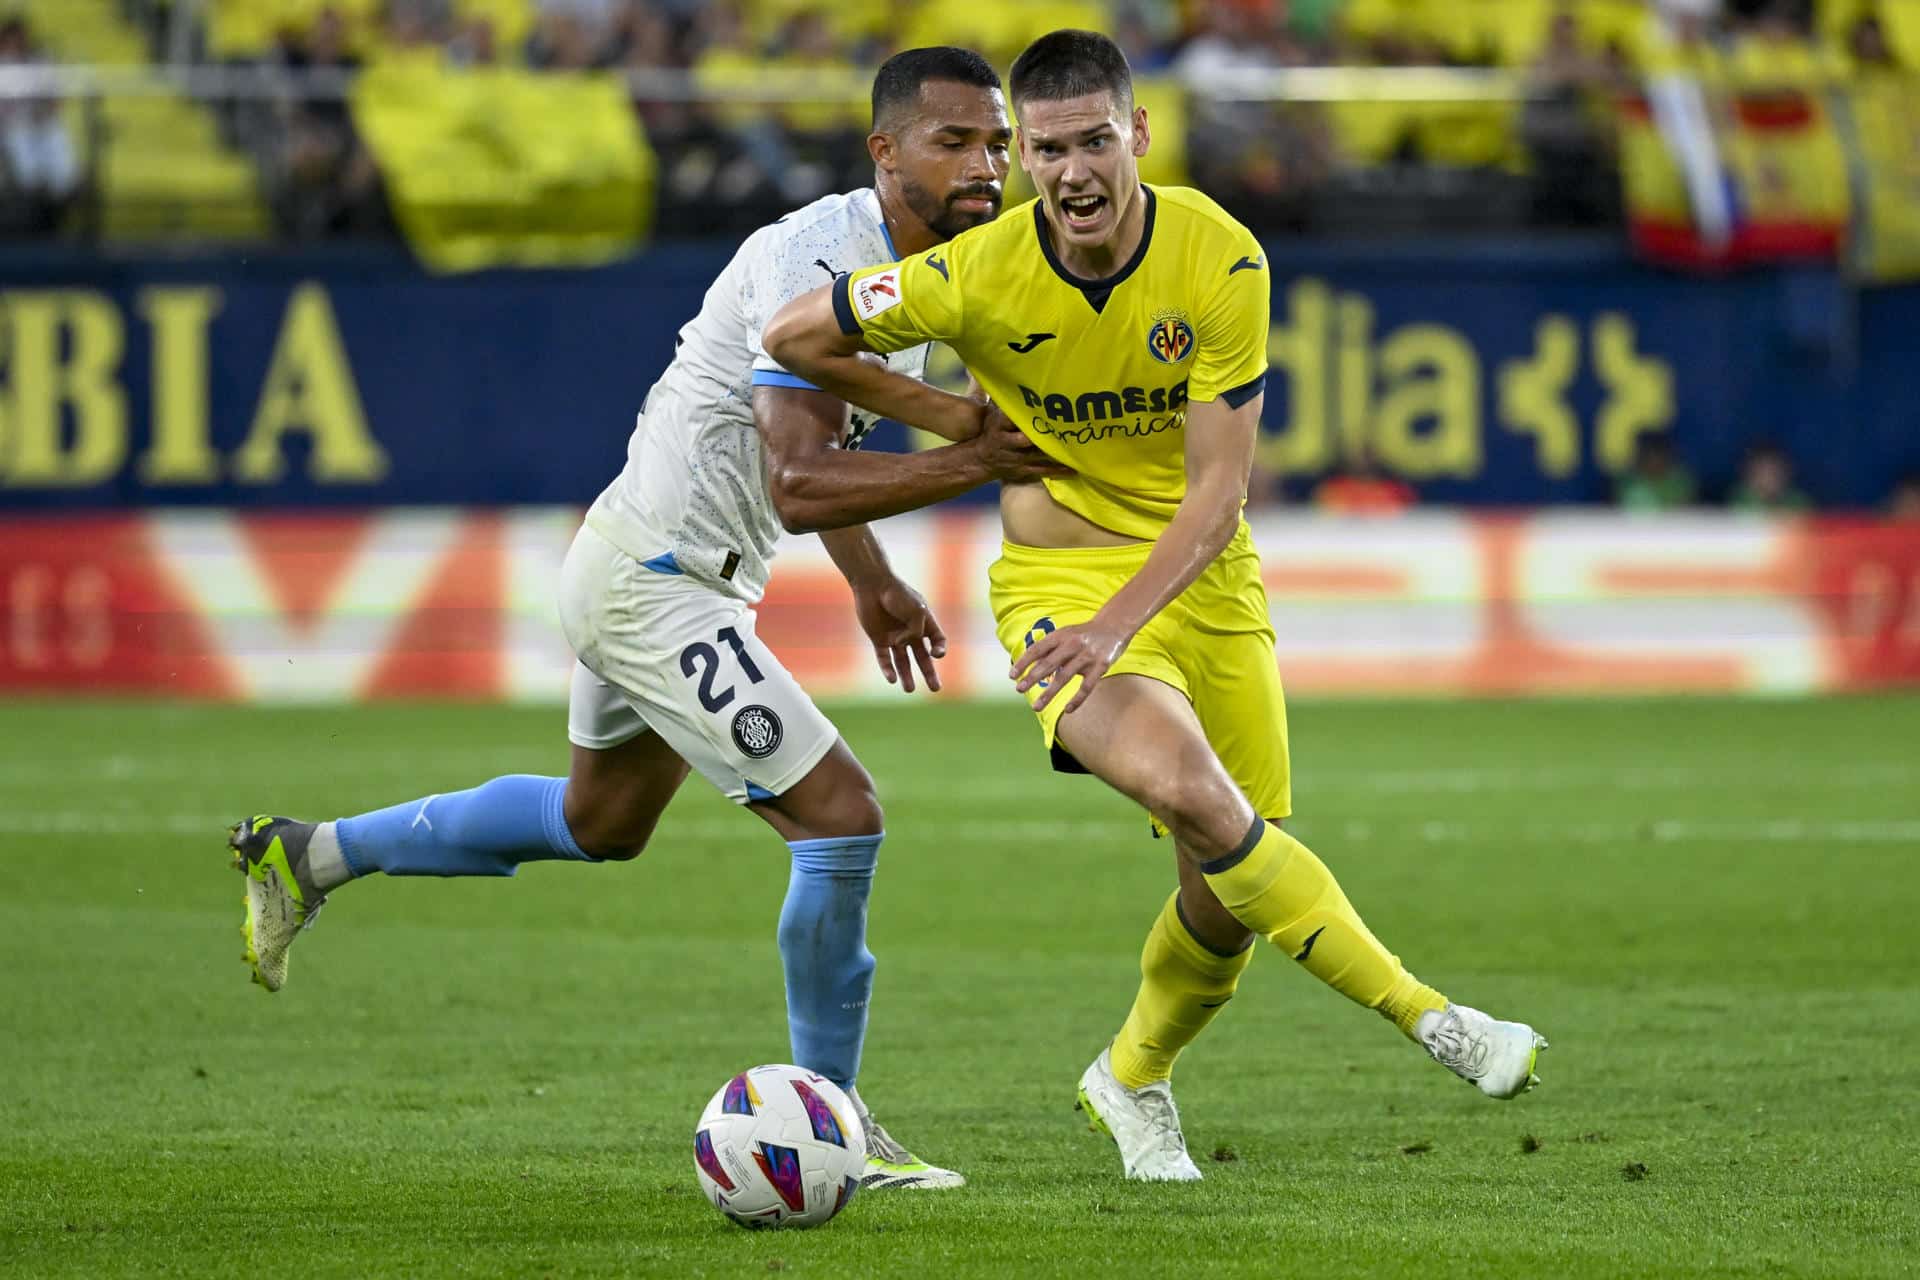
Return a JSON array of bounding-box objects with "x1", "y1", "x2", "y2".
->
[
  {"x1": 1011, "y1": 614, "x2": 1133, "y2": 716},
  {"x1": 852, "y1": 577, "x2": 947, "y2": 694}
]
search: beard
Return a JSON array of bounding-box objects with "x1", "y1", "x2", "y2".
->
[{"x1": 902, "y1": 173, "x2": 1000, "y2": 240}]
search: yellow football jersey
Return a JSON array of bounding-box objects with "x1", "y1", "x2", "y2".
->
[{"x1": 831, "y1": 185, "x2": 1270, "y2": 539}]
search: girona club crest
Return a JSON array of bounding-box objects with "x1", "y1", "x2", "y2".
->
[{"x1": 1146, "y1": 315, "x2": 1195, "y2": 364}]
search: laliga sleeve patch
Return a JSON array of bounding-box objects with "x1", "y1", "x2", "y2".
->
[
  {"x1": 852, "y1": 268, "x2": 903, "y2": 321},
  {"x1": 731, "y1": 705, "x2": 784, "y2": 759}
]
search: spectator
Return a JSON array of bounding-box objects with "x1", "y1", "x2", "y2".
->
[
  {"x1": 1520, "y1": 4, "x2": 1624, "y2": 226},
  {"x1": 1729, "y1": 441, "x2": 1811, "y2": 513},
  {"x1": 271, "y1": 7, "x2": 389, "y2": 239},
  {"x1": 383, "y1": 0, "x2": 452, "y2": 56},
  {"x1": 1177, "y1": 0, "x2": 1329, "y2": 226},
  {"x1": 1617, "y1": 435, "x2": 1698, "y2": 511},
  {"x1": 1846, "y1": 11, "x2": 1901, "y2": 71},
  {"x1": 1314, "y1": 442, "x2": 1417, "y2": 514},
  {"x1": 0, "y1": 16, "x2": 81, "y2": 235}
]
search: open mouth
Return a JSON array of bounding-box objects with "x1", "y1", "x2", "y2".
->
[{"x1": 1060, "y1": 194, "x2": 1107, "y2": 229}]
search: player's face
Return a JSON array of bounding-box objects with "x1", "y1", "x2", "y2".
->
[
  {"x1": 885, "y1": 80, "x2": 1013, "y2": 240},
  {"x1": 1017, "y1": 91, "x2": 1151, "y2": 257}
]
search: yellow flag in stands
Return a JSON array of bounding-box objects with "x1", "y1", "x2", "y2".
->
[{"x1": 352, "y1": 65, "x2": 655, "y2": 273}]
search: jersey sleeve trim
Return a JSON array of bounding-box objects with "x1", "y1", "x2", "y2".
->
[
  {"x1": 831, "y1": 273, "x2": 861, "y2": 336},
  {"x1": 1219, "y1": 373, "x2": 1267, "y2": 409},
  {"x1": 750, "y1": 370, "x2": 821, "y2": 391}
]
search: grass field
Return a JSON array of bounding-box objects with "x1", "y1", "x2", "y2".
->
[{"x1": 2, "y1": 695, "x2": 1918, "y2": 1278}]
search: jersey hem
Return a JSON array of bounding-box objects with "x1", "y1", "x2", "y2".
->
[
  {"x1": 751, "y1": 370, "x2": 821, "y2": 391},
  {"x1": 1218, "y1": 373, "x2": 1267, "y2": 409}
]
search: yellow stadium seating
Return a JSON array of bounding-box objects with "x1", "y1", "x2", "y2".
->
[{"x1": 22, "y1": 0, "x2": 271, "y2": 239}]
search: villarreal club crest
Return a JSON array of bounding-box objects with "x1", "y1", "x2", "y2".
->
[{"x1": 1147, "y1": 312, "x2": 1195, "y2": 365}]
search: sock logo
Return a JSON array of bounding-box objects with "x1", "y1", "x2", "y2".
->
[
  {"x1": 410, "y1": 796, "x2": 438, "y2": 833},
  {"x1": 1294, "y1": 925, "x2": 1326, "y2": 962},
  {"x1": 731, "y1": 705, "x2": 783, "y2": 759},
  {"x1": 1199, "y1": 997, "x2": 1232, "y2": 1008}
]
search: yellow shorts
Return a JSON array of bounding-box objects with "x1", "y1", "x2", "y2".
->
[{"x1": 988, "y1": 522, "x2": 1293, "y2": 830}]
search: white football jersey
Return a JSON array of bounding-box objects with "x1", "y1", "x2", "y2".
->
[{"x1": 584, "y1": 189, "x2": 929, "y2": 603}]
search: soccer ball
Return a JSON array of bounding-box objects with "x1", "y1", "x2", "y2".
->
[{"x1": 693, "y1": 1064, "x2": 867, "y2": 1229}]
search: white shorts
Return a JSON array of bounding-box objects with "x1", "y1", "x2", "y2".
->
[{"x1": 558, "y1": 522, "x2": 840, "y2": 805}]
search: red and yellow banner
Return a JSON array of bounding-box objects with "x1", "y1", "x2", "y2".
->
[{"x1": 5, "y1": 510, "x2": 1918, "y2": 701}]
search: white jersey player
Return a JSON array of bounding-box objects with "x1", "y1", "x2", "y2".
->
[{"x1": 226, "y1": 49, "x2": 1060, "y2": 1193}]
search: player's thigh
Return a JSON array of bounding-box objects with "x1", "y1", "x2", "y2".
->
[
  {"x1": 990, "y1": 546, "x2": 1190, "y2": 754},
  {"x1": 1051, "y1": 673, "x2": 1257, "y2": 860},
  {"x1": 562, "y1": 662, "x2": 692, "y2": 857},
  {"x1": 1186, "y1": 628, "x2": 1293, "y2": 822},
  {"x1": 747, "y1": 736, "x2": 883, "y2": 844}
]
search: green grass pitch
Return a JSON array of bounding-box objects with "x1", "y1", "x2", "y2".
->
[{"x1": 2, "y1": 695, "x2": 1917, "y2": 1277}]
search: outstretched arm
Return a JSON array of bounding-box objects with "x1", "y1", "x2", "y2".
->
[
  {"x1": 755, "y1": 384, "x2": 1063, "y2": 692},
  {"x1": 1012, "y1": 391, "x2": 1263, "y2": 714},
  {"x1": 752, "y1": 384, "x2": 1062, "y2": 534},
  {"x1": 762, "y1": 284, "x2": 984, "y2": 443}
]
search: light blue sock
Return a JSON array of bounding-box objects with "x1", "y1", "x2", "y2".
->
[
  {"x1": 334, "y1": 775, "x2": 597, "y2": 878},
  {"x1": 779, "y1": 834, "x2": 882, "y2": 1089}
]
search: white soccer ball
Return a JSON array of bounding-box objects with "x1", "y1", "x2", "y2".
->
[{"x1": 693, "y1": 1064, "x2": 867, "y2": 1229}]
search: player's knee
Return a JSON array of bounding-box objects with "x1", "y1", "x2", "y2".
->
[
  {"x1": 1147, "y1": 775, "x2": 1244, "y2": 860},
  {"x1": 810, "y1": 779, "x2": 883, "y2": 842},
  {"x1": 776, "y1": 761, "x2": 884, "y2": 842},
  {"x1": 562, "y1": 792, "x2": 658, "y2": 861}
]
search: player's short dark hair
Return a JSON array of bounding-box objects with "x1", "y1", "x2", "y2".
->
[
  {"x1": 871, "y1": 46, "x2": 1002, "y2": 131},
  {"x1": 1008, "y1": 29, "x2": 1134, "y2": 114}
]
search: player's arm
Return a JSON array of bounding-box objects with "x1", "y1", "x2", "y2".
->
[
  {"x1": 1012, "y1": 391, "x2": 1262, "y2": 714},
  {"x1": 752, "y1": 385, "x2": 1063, "y2": 534},
  {"x1": 816, "y1": 524, "x2": 946, "y2": 694},
  {"x1": 754, "y1": 384, "x2": 1062, "y2": 692},
  {"x1": 762, "y1": 256, "x2": 983, "y2": 442}
]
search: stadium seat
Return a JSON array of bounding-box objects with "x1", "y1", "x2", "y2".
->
[
  {"x1": 17, "y1": 0, "x2": 148, "y2": 64},
  {"x1": 18, "y1": 0, "x2": 271, "y2": 240}
]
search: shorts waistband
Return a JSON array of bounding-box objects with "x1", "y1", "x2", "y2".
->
[
  {"x1": 996, "y1": 521, "x2": 1252, "y2": 569},
  {"x1": 995, "y1": 537, "x2": 1155, "y2": 569}
]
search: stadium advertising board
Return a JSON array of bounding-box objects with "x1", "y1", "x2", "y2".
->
[
  {"x1": 2, "y1": 510, "x2": 1915, "y2": 701},
  {"x1": 0, "y1": 244, "x2": 1914, "y2": 511}
]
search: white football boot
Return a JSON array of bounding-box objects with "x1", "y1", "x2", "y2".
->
[
  {"x1": 1076, "y1": 1047, "x2": 1203, "y2": 1182},
  {"x1": 845, "y1": 1087, "x2": 966, "y2": 1189},
  {"x1": 1416, "y1": 1003, "x2": 1548, "y2": 1099}
]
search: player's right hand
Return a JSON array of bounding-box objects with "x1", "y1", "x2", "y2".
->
[{"x1": 972, "y1": 405, "x2": 1071, "y2": 485}]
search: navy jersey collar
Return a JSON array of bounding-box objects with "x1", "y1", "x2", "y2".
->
[{"x1": 1033, "y1": 185, "x2": 1156, "y2": 314}]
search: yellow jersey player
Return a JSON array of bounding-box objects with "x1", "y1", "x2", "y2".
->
[{"x1": 766, "y1": 29, "x2": 1546, "y2": 1181}]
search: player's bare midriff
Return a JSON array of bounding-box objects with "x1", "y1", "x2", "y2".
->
[{"x1": 998, "y1": 480, "x2": 1143, "y2": 549}]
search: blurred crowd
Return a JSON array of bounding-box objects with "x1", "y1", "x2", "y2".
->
[
  {"x1": 211, "y1": 0, "x2": 1918, "y2": 235},
  {"x1": 5, "y1": 0, "x2": 1916, "y2": 240}
]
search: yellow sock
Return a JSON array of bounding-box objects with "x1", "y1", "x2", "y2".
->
[
  {"x1": 1201, "y1": 819, "x2": 1446, "y2": 1040},
  {"x1": 1109, "y1": 890, "x2": 1255, "y2": 1088}
]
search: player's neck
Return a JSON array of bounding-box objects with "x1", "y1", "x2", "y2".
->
[
  {"x1": 1047, "y1": 181, "x2": 1147, "y2": 281},
  {"x1": 875, "y1": 186, "x2": 942, "y2": 258}
]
